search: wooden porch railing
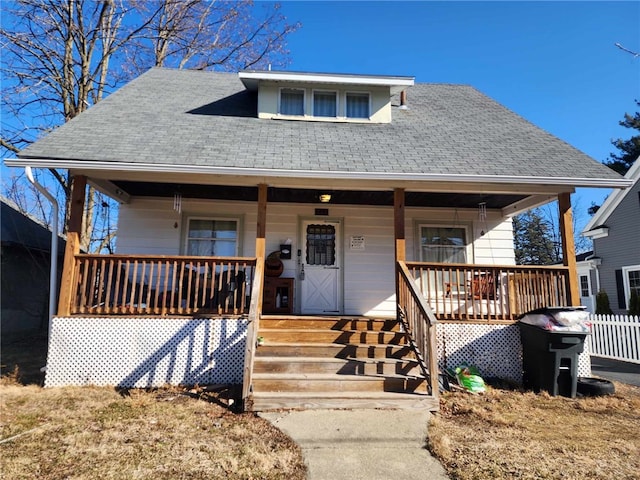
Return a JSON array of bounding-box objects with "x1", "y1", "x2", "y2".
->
[
  {"x1": 242, "y1": 258, "x2": 264, "y2": 411},
  {"x1": 405, "y1": 262, "x2": 571, "y2": 322},
  {"x1": 66, "y1": 254, "x2": 257, "y2": 316},
  {"x1": 397, "y1": 261, "x2": 440, "y2": 397}
]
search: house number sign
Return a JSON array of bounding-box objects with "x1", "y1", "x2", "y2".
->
[{"x1": 350, "y1": 235, "x2": 365, "y2": 251}]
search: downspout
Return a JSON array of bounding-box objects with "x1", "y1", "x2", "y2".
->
[{"x1": 25, "y1": 166, "x2": 59, "y2": 338}]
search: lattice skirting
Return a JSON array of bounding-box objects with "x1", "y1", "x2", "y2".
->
[
  {"x1": 436, "y1": 323, "x2": 592, "y2": 384},
  {"x1": 45, "y1": 317, "x2": 248, "y2": 388}
]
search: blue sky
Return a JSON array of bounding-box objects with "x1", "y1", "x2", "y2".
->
[{"x1": 277, "y1": 1, "x2": 640, "y2": 232}]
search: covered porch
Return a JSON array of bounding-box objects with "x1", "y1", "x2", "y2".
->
[{"x1": 48, "y1": 175, "x2": 583, "y2": 410}]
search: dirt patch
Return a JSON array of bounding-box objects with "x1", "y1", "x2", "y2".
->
[
  {"x1": 428, "y1": 383, "x2": 640, "y2": 480},
  {"x1": 0, "y1": 384, "x2": 306, "y2": 480}
]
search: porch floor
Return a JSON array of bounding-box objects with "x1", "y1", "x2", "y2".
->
[{"x1": 250, "y1": 315, "x2": 438, "y2": 411}]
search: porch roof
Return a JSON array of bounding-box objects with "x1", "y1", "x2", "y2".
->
[{"x1": 11, "y1": 68, "x2": 627, "y2": 190}]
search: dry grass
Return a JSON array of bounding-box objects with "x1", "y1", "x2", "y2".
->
[
  {"x1": 428, "y1": 383, "x2": 640, "y2": 480},
  {"x1": 0, "y1": 383, "x2": 306, "y2": 480}
]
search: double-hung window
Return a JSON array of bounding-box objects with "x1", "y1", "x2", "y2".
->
[
  {"x1": 419, "y1": 225, "x2": 468, "y2": 264},
  {"x1": 346, "y1": 92, "x2": 370, "y2": 119},
  {"x1": 186, "y1": 218, "x2": 238, "y2": 257},
  {"x1": 279, "y1": 88, "x2": 304, "y2": 116},
  {"x1": 419, "y1": 224, "x2": 469, "y2": 297},
  {"x1": 313, "y1": 91, "x2": 337, "y2": 117},
  {"x1": 580, "y1": 275, "x2": 590, "y2": 298},
  {"x1": 623, "y1": 265, "x2": 640, "y2": 309}
]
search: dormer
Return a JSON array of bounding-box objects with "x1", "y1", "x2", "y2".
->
[{"x1": 239, "y1": 70, "x2": 414, "y2": 124}]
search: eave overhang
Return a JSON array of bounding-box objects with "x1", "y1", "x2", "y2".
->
[
  {"x1": 5, "y1": 158, "x2": 633, "y2": 190},
  {"x1": 582, "y1": 226, "x2": 609, "y2": 239},
  {"x1": 239, "y1": 70, "x2": 415, "y2": 95}
]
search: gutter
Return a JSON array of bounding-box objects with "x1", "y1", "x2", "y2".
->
[
  {"x1": 4, "y1": 158, "x2": 634, "y2": 189},
  {"x1": 25, "y1": 166, "x2": 58, "y2": 338}
]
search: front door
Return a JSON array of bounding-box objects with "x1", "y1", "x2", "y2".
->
[{"x1": 300, "y1": 219, "x2": 342, "y2": 314}]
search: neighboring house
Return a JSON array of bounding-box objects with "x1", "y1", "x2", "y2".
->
[
  {"x1": 1, "y1": 197, "x2": 65, "y2": 336},
  {"x1": 6, "y1": 68, "x2": 630, "y2": 409},
  {"x1": 574, "y1": 251, "x2": 596, "y2": 314},
  {"x1": 582, "y1": 159, "x2": 640, "y2": 314}
]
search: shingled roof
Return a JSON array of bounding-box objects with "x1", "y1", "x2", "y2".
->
[{"x1": 17, "y1": 67, "x2": 623, "y2": 184}]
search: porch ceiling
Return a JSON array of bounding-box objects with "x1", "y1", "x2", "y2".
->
[{"x1": 112, "y1": 181, "x2": 527, "y2": 209}]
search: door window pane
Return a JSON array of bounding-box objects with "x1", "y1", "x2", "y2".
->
[
  {"x1": 306, "y1": 224, "x2": 336, "y2": 266},
  {"x1": 280, "y1": 88, "x2": 304, "y2": 116},
  {"x1": 187, "y1": 219, "x2": 237, "y2": 256}
]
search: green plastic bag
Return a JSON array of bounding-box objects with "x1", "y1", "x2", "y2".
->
[{"x1": 454, "y1": 364, "x2": 486, "y2": 393}]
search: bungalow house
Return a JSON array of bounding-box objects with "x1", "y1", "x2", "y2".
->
[
  {"x1": 582, "y1": 159, "x2": 640, "y2": 314},
  {"x1": 5, "y1": 68, "x2": 631, "y2": 410}
]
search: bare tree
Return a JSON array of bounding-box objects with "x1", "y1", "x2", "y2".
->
[
  {"x1": 128, "y1": 0, "x2": 298, "y2": 73},
  {"x1": 1, "y1": 0, "x2": 299, "y2": 251}
]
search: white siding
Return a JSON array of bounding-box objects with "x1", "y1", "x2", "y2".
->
[
  {"x1": 406, "y1": 208, "x2": 515, "y2": 265},
  {"x1": 117, "y1": 199, "x2": 516, "y2": 317}
]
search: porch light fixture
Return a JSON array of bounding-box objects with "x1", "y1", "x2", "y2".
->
[{"x1": 319, "y1": 193, "x2": 332, "y2": 203}]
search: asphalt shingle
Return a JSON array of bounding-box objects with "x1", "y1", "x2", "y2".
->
[{"x1": 19, "y1": 67, "x2": 621, "y2": 181}]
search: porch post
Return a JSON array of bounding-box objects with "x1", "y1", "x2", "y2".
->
[
  {"x1": 57, "y1": 175, "x2": 86, "y2": 316},
  {"x1": 558, "y1": 192, "x2": 580, "y2": 306},
  {"x1": 255, "y1": 183, "x2": 267, "y2": 308},
  {"x1": 394, "y1": 188, "x2": 406, "y2": 321},
  {"x1": 67, "y1": 175, "x2": 87, "y2": 235},
  {"x1": 256, "y1": 183, "x2": 267, "y2": 260},
  {"x1": 394, "y1": 188, "x2": 406, "y2": 262}
]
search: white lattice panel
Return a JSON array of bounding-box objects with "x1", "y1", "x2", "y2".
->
[
  {"x1": 436, "y1": 323, "x2": 591, "y2": 385},
  {"x1": 45, "y1": 317, "x2": 248, "y2": 388}
]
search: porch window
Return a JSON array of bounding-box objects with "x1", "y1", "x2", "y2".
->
[
  {"x1": 346, "y1": 92, "x2": 370, "y2": 118},
  {"x1": 313, "y1": 91, "x2": 337, "y2": 117},
  {"x1": 186, "y1": 218, "x2": 238, "y2": 256},
  {"x1": 306, "y1": 224, "x2": 336, "y2": 266},
  {"x1": 279, "y1": 88, "x2": 305, "y2": 116},
  {"x1": 419, "y1": 226, "x2": 468, "y2": 264}
]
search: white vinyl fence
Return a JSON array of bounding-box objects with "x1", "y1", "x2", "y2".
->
[{"x1": 589, "y1": 314, "x2": 640, "y2": 364}]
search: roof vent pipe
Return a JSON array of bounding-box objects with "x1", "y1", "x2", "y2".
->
[
  {"x1": 25, "y1": 166, "x2": 59, "y2": 340},
  {"x1": 399, "y1": 90, "x2": 408, "y2": 110}
]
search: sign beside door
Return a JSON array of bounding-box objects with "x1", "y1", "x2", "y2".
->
[{"x1": 299, "y1": 219, "x2": 342, "y2": 314}]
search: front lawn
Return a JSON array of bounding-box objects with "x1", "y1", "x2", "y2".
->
[
  {"x1": 428, "y1": 383, "x2": 640, "y2": 480},
  {"x1": 0, "y1": 384, "x2": 306, "y2": 480}
]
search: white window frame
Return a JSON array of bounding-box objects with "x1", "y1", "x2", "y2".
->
[
  {"x1": 345, "y1": 91, "x2": 371, "y2": 119},
  {"x1": 416, "y1": 223, "x2": 472, "y2": 264},
  {"x1": 183, "y1": 216, "x2": 241, "y2": 257},
  {"x1": 312, "y1": 89, "x2": 338, "y2": 118},
  {"x1": 278, "y1": 87, "x2": 305, "y2": 116},
  {"x1": 622, "y1": 264, "x2": 640, "y2": 309},
  {"x1": 579, "y1": 274, "x2": 591, "y2": 298}
]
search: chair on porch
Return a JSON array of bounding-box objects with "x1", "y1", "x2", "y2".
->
[{"x1": 469, "y1": 273, "x2": 497, "y2": 300}]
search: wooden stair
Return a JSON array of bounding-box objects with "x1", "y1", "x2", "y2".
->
[{"x1": 250, "y1": 316, "x2": 438, "y2": 411}]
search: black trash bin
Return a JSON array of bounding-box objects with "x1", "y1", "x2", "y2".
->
[{"x1": 518, "y1": 318, "x2": 589, "y2": 398}]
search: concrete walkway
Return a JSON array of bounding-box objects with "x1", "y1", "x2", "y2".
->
[{"x1": 259, "y1": 409, "x2": 450, "y2": 480}]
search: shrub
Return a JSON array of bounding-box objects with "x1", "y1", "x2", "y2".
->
[{"x1": 595, "y1": 290, "x2": 613, "y2": 315}]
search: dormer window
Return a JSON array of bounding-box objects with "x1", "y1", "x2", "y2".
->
[
  {"x1": 313, "y1": 90, "x2": 337, "y2": 117},
  {"x1": 346, "y1": 92, "x2": 370, "y2": 119},
  {"x1": 279, "y1": 88, "x2": 304, "y2": 116},
  {"x1": 240, "y1": 70, "x2": 414, "y2": 124}
]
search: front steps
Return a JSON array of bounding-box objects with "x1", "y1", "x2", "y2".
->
[{"x1": 250, "y1": 316, "x2": 438, "y2": 411}]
